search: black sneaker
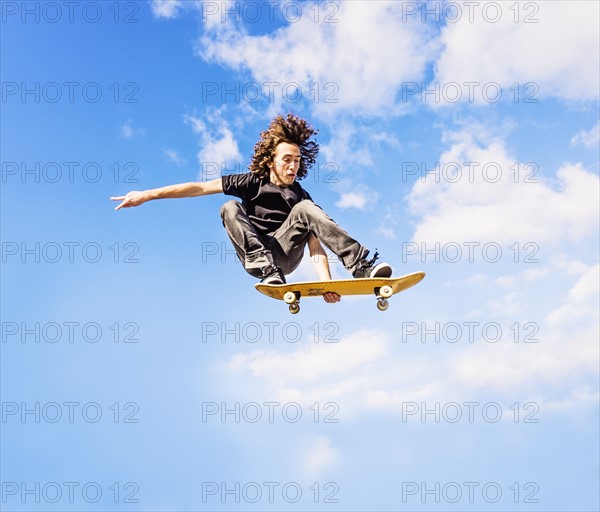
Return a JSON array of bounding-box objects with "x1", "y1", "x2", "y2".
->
[
  {"x1": 352, "y1": 251, "x2": 393, "y2": 279},
  {"x1": 260, "y1": 265, "x2": 286, "y2": 285}
]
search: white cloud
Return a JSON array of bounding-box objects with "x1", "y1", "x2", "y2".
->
[
  {"x1": 335, "y1": 192, "x2": 367, "y2": 210},
  {"x1": 376, "y1": 204, "x2": 405, "y2": 241},
  {"x1": 335, "y1": 184, "x2": 379, "y2": 211},
  {"x1": 546, "y1": 263, "x2": 600, "y2": 328},
  {"x1": 159, "y1": 0, "x2": 598, "y2": 112},
  {"x1": 300, "y1": 435, "x2": 338, "y2": 478},
  {"x1": 163, "y1": 148, "x2": 186, "y2": 166},
  {"x1": 571, "y1": 121, "x2": 600, "y2": 148},
  {"x1": 449, "y1": 327, "x2": 597, "y2": 397},
  {"x1": 197, "y1": 1, "x2": 435, "y2": 116},
  {"x1": 434, "y1": 0, "x2": 600, "y2": 103},
  {"x1": 216, "y1": 257, "x2": 598, "y2": 418},
  {"x1": 320, "y1": 121, "x2": 373, "y2": 169},
  {"x1": 223, "y1": 328, "x2": 389, "y2": 384},
  {"x1": 406, "y1": 123, "x2": 600, "y2": 245},
  {"x1": 150, "y1": 0, "x2": 186, "y2": 19},
  {"x1": 217, "y1": 302, "x2": 598, "y2": 416},
  {"x1": 119, "y1": 120, "x2": 146, "y2": 139},
  {"x1": 183, "y1": 110, "x2": 243, "y2": 176}
]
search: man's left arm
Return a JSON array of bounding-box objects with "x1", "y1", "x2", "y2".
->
[{"x1": 308, "y1": 234, "x2": 341, "y2": 303}]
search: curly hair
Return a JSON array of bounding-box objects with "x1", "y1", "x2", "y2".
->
[{"x1": 249, "y1": 114, "x2": 319, "y2": 180}]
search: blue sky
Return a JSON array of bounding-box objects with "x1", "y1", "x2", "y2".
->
[{"x1": 1, "y1": 1, "x2": 599, "y2": 510}]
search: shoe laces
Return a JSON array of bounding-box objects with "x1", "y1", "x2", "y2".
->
[
  {"x1": 367, "y1": 250, "x2": 380, "y2": 267},
  {"x1": 357, "y1": 250, "x2": 379, "y2": 271},
  {"x1": 261, "y1": 264, "x2": 281, "y2": 278}
]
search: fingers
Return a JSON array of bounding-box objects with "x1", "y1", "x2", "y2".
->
[
  {"x1": 111, "y1": 196, "x2": 127, "y2": 211},
  {"x1": 113, "y1": 199, "x2": 129, "y2": 211},
  {"x1": 323, "y1": 292, "x2": 341, "y2": 303},
  {"x1": 111, "y1": 193, "x2": 137, "y2": 211}
]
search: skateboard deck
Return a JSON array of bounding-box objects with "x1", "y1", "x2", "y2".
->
[{"x1": 255, "y1": 271, "x2": 425, "y2": 314}]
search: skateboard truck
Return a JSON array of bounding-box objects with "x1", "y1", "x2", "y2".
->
[
  {"x1": 374, "y1": 285, "x2": 393, "y2": 311},
  {"x1": 283, "y1": 291, "x2": 301, "y2": 314}
]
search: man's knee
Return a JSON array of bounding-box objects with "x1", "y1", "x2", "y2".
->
[
  {"x1": 220, "y1": 200, "x2": 244, "y2": 220},
  {"x1": 291, "y1": 199, "x2": 322, "y2": 217}
]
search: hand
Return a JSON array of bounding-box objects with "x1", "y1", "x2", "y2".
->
[
  {"x1": 111, "y1": 191, "x2": 148, "y2": 210},
  {"x1": 323, "y1": 292, "x2": 341, "y2": 303}
]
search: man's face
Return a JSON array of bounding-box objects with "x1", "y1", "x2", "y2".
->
[{"x1": 270, "y1": 142, "x2": 301, "y2": 187}]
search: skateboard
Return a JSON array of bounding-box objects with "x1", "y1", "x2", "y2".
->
[{"x1": 255, "y1": 271, "x2": 425, "y2": 314}]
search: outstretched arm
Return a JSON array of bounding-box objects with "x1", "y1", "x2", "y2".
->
[
  {"x1": 308, "y1": 234, "x2": 341, "y2": 303},
  {"x1": 111, "y1": 178, "x2": 223, "y2": 210}
]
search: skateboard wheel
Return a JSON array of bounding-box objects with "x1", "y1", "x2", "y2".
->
[
  {"x1": 380, "y1": 285, "x2": 393, "y2": 298},
  {"x1": 377, "y1": 298, "x2": 388, "y2": 311},
  {"x1": 289, "y1": 303, "x2": 300, "y2": 314},
  {"x1": 284, "y1": 291, "x2": 297, "y2": 304}
]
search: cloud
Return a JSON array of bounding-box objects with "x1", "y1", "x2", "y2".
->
[
  {"x1": 571, "y1": 121, "x2": 600, "y2": 148},
  {"x1": 119, "y1": 120, "x2": 146, "y2": 139},
  {"x1": 320, "y1": 121, "x2": 374, "y2": 169},
  {"x1": 433, "y1": 0, "x2": 600, "y2": 103},
  {"x1": 183, "y1": 110, "x2": 243, "y2": 176},
  {"x1": 334, "y1": 183, "x2": 379, "y2": 211},
  {"x1": 223, "y1": 328, "x2": 389, "y2": 384},
  {"x1": 163, "y1": 148, "x2": 186, "y2": 166},
  {"x1": 150, "y1": 0, "x2": 186, "y2": 19},
  {"x1": 335, "y1": 192, "x2": 367, "y2": 210},
  {"x1": 197, "y1": 1, "x2": 435, "y2": 116},
  {"x1": 300, "y1": 435, "x2": 338, "y2": 478},
  {"x1": 376, "y1": 204, "x2": 404, "y2": 240},
  {"x1": 159, "y1": 1, "x2": 598, "y2": 111},
  {"x1": 406, "y1": 123, "x2": 600, "y2": 245},
  {"x1": 217, "y1": 297, "x2": 598, "y2": 417},
  {"x1": 546, "y1": 264, "x2": 600, "y2": 328}
]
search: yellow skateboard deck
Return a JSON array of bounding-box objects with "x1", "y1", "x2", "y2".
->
[{"x1": 255, "y1": 271, "x2": 425, "y2": 314}]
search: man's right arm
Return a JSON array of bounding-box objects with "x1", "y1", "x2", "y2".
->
[{"x1": 111, "y1": 178, "x2": 224, "y2": 210}]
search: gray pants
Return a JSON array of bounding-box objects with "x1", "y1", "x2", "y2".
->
[{"x1": 220, "y1": 199, "x2": 368, "y2": 277}]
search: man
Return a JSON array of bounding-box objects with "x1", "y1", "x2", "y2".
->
[{"x1": 111, "y1": 114, "x2": 392, "y2": 303}]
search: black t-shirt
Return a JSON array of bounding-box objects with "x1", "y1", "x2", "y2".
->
[{"x1": 222, "y1": 172, "x2": 313, "y2": 235}]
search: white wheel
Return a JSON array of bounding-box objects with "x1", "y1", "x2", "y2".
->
[
  {"x1": 284, "y1": 291, "x2": 297, "y2": 304},
  {"x1": 289, "y1": 303, "x2": 300, "y2": 315},
  {"x1": 380, "y1": 285, "x2": 393, "y2": 298},
  {"x1": 377, "y1": 299, "x2": 388, "y2": 311}
]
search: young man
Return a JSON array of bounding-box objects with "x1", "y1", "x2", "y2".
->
[{"x1": 112, "y1": 114, "x2": 392, "y2": 303}]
